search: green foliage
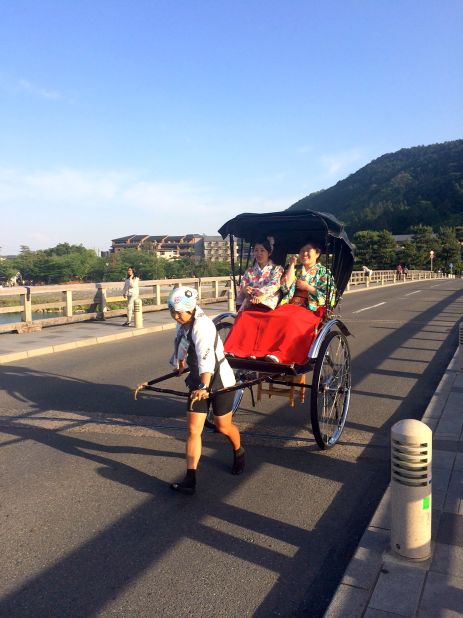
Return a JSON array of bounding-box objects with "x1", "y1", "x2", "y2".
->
[
  {"x1": 289, "y1": 139, "x2": 463, "y2": 234},
  {"x1": 353, "y1": 224, "x2": 463, "y2": 272},
  {"x1": 7, "y1": 243, "x2": 232, "y2": 284},
  {"x1": 352, "y1": 229, "x2": 396, "y2": 269}
]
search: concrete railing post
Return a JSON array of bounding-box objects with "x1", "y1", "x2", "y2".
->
[
  {"x1": 391, "y1": 419, "x2": 432, "y2": 561},
  {"x1": 155, "y1": 284, "x2": 161, "y2": 306},
  {"x1": 228, "y1": 281, "x2": 235, "y2": 312},
  {"x1": 134, "y1": 298, "x2": 143, "y2": 328},
  {"x1": 21, "y1": 287, "x2": 32, "y2": 323},
  {"x1": 197, "y1": 278, "x2": 202, "y2": 301},
  {"x1": 214, "y1": 279, "x2": 219, "y2": 299},
  {"x1": 63, "y1": 290, "x2": 73, "y2": 318},
  {"x1": 98, "y1": 287, "x2": 108, "y2": 319}
]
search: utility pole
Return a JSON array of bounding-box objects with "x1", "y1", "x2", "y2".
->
[{"x1": 430, "y1": 250, "x2": 434, "y2": 272}]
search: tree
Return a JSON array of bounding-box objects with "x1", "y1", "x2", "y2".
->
[
  {"x1": 352, "y1": 230, "x2": 397, "y2": 269},
  {"x1": 409, "y1": 225, "x2": 438, "y2": 269},
  {"x1": 436, "y1": 227, "x2": 461, "y2": 273}
]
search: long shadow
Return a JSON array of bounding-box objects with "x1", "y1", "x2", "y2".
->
[{"x1": 0, "y1": 286, "x2": 461, "y2": 616}]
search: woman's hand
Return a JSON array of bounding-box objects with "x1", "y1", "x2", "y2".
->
[
  {"x1": 190, "y1": 388, "x2": 209, "y2": 404},
  {"x1": 296, "y1": 279, "x2": 316, "y2": 293},
  {"x1": 177, "y1": 359, "x2": 186, "y2": 375},
  {"x1": 289, "y1": 255, "x2": 298, "y2": 266}
]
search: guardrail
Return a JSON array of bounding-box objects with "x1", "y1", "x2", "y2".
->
[
  {"x1": 0, "y1": 277, "x2": 231, "y2": 333},
  {"x1": 0, "y1": 270, "x2": 450, "y2": 334},
  {"x1": 346, "y1": 269, "x2": 447, "y2": 290}
]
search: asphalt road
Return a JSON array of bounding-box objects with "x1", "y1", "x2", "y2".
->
[{"x1": 0, "y1": 279, "x2": 462, "y2": 617}]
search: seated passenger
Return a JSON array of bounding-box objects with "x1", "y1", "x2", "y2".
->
[
  {"x1": 235, "y1": 238, "x2": 283, "y2": 312},
  {"x1": 224, "y1": 242, "x2": 335, "y2": 365}
]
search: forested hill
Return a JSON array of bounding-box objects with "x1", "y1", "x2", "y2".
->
[{"x1": 288, "y1": 140, "x2": 463, "y2": 233}]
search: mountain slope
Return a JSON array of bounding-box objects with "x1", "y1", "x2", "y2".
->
[{"x1": 289, "y1": 140, "x2": 463, "y2": 233}]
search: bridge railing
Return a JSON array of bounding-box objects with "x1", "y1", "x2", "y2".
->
[
  {"x1": 346, "y1": 269, "x2": 447, "y2": 290},
  {"x1": 0, "y1": 277, "x2": 232, "y2": 333},
  {"x1": 0, "y1": 270, "x2": 449, "y2": 333}
]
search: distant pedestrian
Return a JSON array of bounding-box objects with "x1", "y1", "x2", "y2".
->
[
  {"x1": 362, "y1": 265, "x2": 372, "y2": 279},
  {"x1": 122, "y1": 267, "x2": 139, "y2": 326},
  {"x1": 396, "y1": 264, "x2": 403, "y2": 281},
  {"x1": 403, "y1": 266, "x2": 409, "y2": 279}
]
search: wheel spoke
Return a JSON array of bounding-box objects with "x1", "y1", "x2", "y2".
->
[{"x1": 311, "y1": 331, "x2": 351, "y2": 448}]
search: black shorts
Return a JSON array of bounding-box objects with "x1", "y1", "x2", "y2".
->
[{"x1": 188, "y1": 389, "x2": 235, "y2": 416}]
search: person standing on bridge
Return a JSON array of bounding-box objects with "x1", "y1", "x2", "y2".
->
[
  {"x1": 122, "y1": 267, "x2": 139, "y2": 326},
  {"x1": 168, "y1": 286, "x2": 245, "y2": 495}
]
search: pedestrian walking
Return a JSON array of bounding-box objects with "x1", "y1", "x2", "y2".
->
[
  {"x1": 168, "y1": 286, "x2": 244, "y2": 495},
  {"x1": 122, "y1": 267, "x2": 139, "y2": 326}
]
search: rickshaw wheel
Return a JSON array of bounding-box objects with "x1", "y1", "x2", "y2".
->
[
  {"x1": 310, "y1": 330, "x2": 351, "y2": 449},
  {"x1": 205, "y1": 320, "x2": 243, "y2": 430}
]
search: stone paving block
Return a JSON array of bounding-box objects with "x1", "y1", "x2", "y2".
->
[
  {"x1": 342, "y1": 528, "x2": 389, "y2": 590},
  {"x1": 432, "y1": 467, "x2": 453, "y2": 492},
  {"x1": 437, "y1": 513, "x2": 463, "y2": 547},
  {"x1": 324, "y1": 584, "x2": 370, "y2": 618},
  {"x1": 435, "y1": 419, "x2": 463, "y2": 439},
  {"x1": 455, "y1": 454, "x2": 463, "y2": 472},
  {"x1": 434, "y1": 450, "x2": 457, "y2": 471},
  {"x1": 364, "y1": 609, "x2": 406, "y2": 618},
  {"x1": 370, "y1": 491, "x2": 391, "y2": 530},
  {"x1": 368, "y1": 561, "x2": 426, "y2": 616},
  {"x1": 431, "y1": 542, "x2": 463, "y2": 578},
  {"x1": 443, "y1": 479, "x2": 463, "y2": 515},
  {"x1": 433, "y1": 489, "x2": 447, "y2": 512},
  {"x1": 418, "y1": 571, "x2": 463, "y2": 617}
]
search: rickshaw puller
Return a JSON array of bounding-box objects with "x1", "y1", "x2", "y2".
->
[{"x1": 167, "y1": 286, "x2": 245, "y2": 495}]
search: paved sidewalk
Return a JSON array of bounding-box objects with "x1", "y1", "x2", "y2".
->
[
  {"x1": 0, "y1": 303, "x2": 227, "y2": 365},
  {"x1": 326, "y1": 348, "x2": 463, "y2": 618}
]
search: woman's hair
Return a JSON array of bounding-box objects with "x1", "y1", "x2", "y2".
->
[
  {"x1": 127, "y1": 267, "x2": 136, "y2": 276},
  {"x1": 299, "y1": 241, "x2": 321, "y2": 255},
  {"x1": 253, "y1": 238, "x2": 273, "y2": 255}
]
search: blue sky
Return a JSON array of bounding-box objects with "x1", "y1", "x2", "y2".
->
[{"x1": 1, "y1": 0, "x2": 462, "y2": 254}]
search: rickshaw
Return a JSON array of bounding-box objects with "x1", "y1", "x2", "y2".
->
[{"x1": 134, "y1": 209, "x2": 354, "y2": 450}]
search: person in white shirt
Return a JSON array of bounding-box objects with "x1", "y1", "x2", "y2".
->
[
  {"x1": 168, "y1": 286, "x2": 245, "y2": 494},
  {"x1": 122, "y1": 267, "x2": 139, "y2": 326}
]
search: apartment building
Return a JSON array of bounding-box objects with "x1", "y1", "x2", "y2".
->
[{"x1": 110, "y1": 234, "x2": 235, "y2": 261}]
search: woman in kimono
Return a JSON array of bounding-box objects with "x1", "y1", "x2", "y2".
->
[{"x1": 224, "y1": 242, "x2": 335, "y2": 365}]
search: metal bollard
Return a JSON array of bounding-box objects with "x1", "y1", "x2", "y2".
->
[
  {"x1": 228, "y1": 283, "x2": 235, "y2": 312},
  {"x1": 391, "y1": 419, "x2": 432, "y2": 561},
  {"x1": 134, "y1": 298, "x2": 143, "y2": 329}
]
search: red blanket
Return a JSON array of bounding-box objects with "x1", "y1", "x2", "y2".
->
[{"x1": 224, "y1": 304, "x2": 322, "y2": 364}]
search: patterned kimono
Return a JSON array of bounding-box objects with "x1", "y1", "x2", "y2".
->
[
  {"x1": 224, "y1": 262, "x2": 336, "y2": 364},
  {"x1": 280, "y1": 262, "x2": 336, "y2": 312},
  {"x1": 236, "y1": 260, "x2": 284, "y2": 311}
]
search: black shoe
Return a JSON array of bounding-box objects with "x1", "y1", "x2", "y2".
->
[
  {"x1": 231, "y1": 447, "x2": 245, "y2": 475},
  {"x1": 170, "y1": 481, "x2": 195, "y2": 495},
  {"x1": 122, "y1": 322, "x2": 130, "y2": 326}
]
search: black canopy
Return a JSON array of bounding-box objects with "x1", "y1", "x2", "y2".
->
[{"x1": 218, "y1": 209, "x2": 354, "y2": 299}]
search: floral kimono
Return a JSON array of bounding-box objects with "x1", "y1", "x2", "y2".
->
[
  {"x1": 236, "y1": 260, "x2": 284, "y2": 311},
  {"x1": 280, "y1": 262, "x2": 336, "y2": 312}
]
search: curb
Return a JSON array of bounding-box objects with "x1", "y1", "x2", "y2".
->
[
  {"x1": 0, "y1": 322, "x2": 178, "y2": 365},
  {"x1": 325, "y1": 346, "x2": 461, "y2": 617}
]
